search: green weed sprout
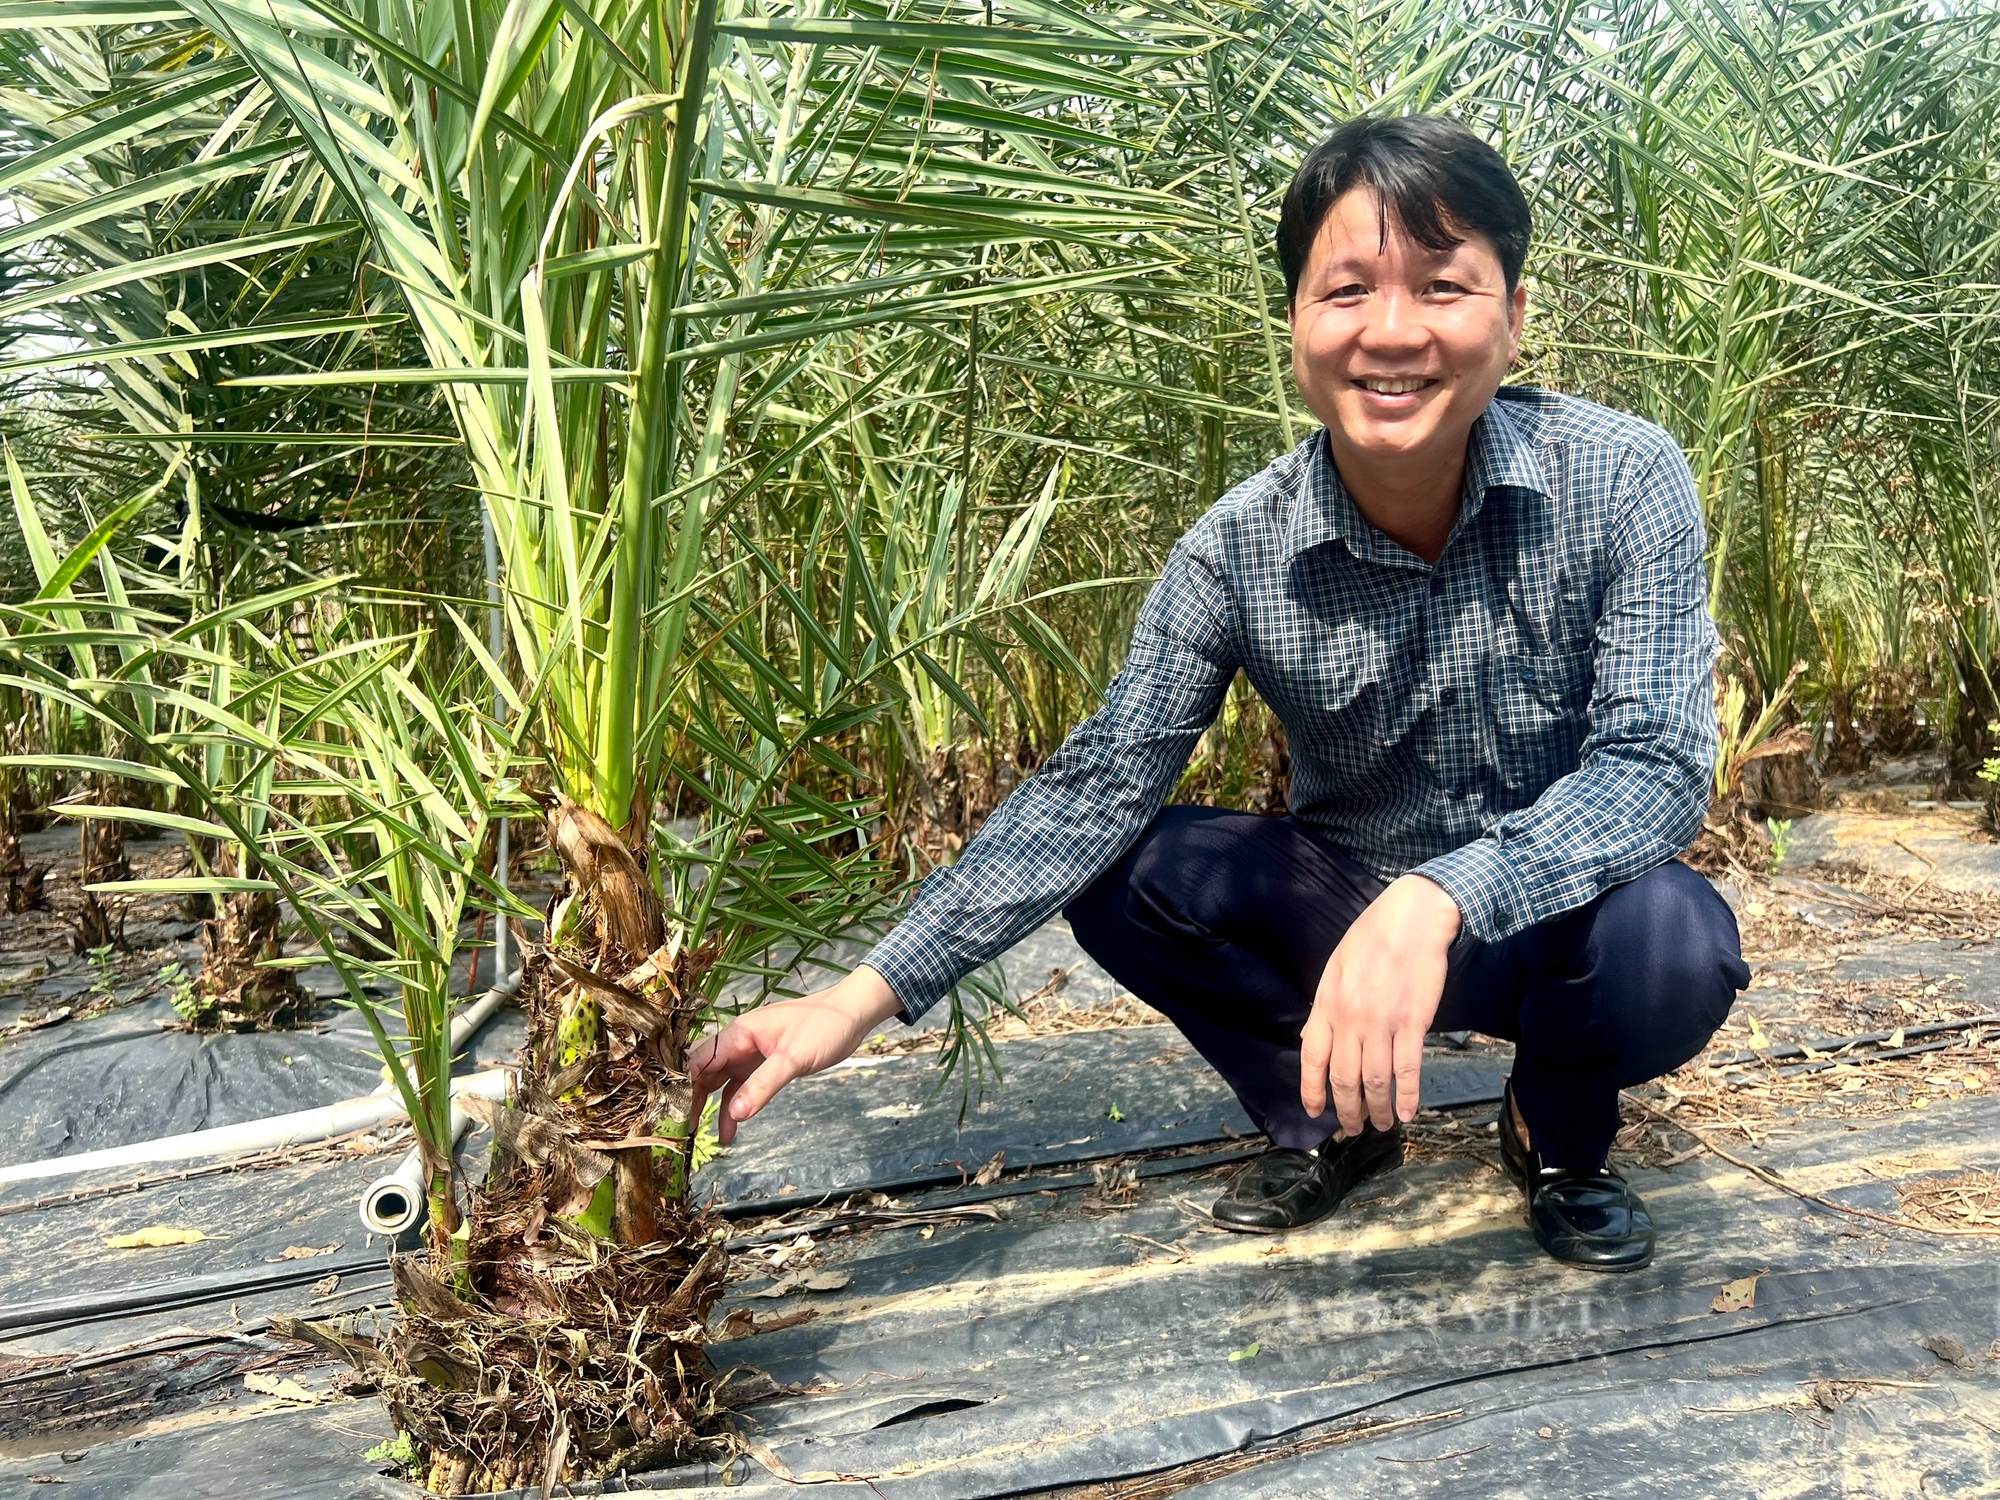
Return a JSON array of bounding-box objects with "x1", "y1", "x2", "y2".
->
[
  {"x1": 155, "y1": 961, "x2": 206, "y2": 1024},
  {"x1": 365, "y1": 1432, "x2": 417, "y2": 1474},
  {"x1": 1765, "y1": 818, "x2": 1795, "y2": 867},
  {"x1": 85, "y1": 945, "x2": 119, "y2": 1003}
]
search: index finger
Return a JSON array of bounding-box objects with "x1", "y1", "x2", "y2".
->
[
  {"x1": 687, "y1": 1022, "x2": 760, "y2": 1091},
  {"x1": 1299, "y1": 1012, "x2": 1334, "y2": 1117},
  {"x1": 686, "y1": 1024, "x2": 762, "y2": 1138},
  {"x1": 1392, "y1": 1028, "x2": 1424, "y2": 1123},
  {"x1": 724, "y1": 1052, "x2": 805, "y2": 1133}
]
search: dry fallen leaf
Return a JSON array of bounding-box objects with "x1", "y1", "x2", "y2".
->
[
  {"x1": 1745, "y1": 1011, "x2": 1772, "y2": 1051},
  {"x1": 244, "y1": 1372, "x2": 319, "y2": 1404},
  {"x1": 746, "y1": 1444, "x2": 797, "y2": 1481},
  {"x1": 758, "y1": 1268, "x2": 851, "y2": 1299},
  {"x1": 104, "y1": 1225, "x2": 209, "y2": 1249},
  {"x1": 276, "y1": 1243, "x2": 340, "y2": 1260},
  {"x1": 718, "y1": 1306, "x2": 818, "y2": 1340},
  {"x1": 973, "y1": 1150, "x2": 1006, "y2": 1187},
  {"x1": 1711, "y1": 1275, "x2": 1760, "y2": 1313},
  {"x1": 311, "y1": 1273, "x2": 341, "y2": 1297},
  {"x1": 744, "y1": 1444, "x2": 847, "y2": 1484},
  {"x1": 1918, "y1": 1334, "x2": 1976, "y2": 1370}
]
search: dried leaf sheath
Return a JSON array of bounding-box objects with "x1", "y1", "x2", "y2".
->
[
  {"x1": 376, "y1": 1217, "x2": 727, "y2": 1494},
  {"x1": 368, "y1": 802, "x2": 723, "y2": 1489}
]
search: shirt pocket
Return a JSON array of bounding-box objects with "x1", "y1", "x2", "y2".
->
[{"x1": 1485, "y1": 648, "x2": 1594, "y2": 794}]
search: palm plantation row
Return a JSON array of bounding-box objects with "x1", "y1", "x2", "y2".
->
[{"x1": 4, "y1": 0, "x2": 2000, "y2": 1488}]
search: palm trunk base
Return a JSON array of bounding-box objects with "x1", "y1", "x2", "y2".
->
[
  {"x1": 188, "y1": 888, "x2": 307, "y2": 1029},
  {"x1": 1685, "y1": 791, "x2": 1777, "y2": 878},
  {"x1": 0, "y1": 822, "x2": 26, "y2": 878},
  {"x1": 69, "y1": 891, "x2": 126, "y2": 955},
  {"x1": 70, "y1": 815, "x2": 132, "y2": 955},
  {"x1": 332, "y1": 806, "x2": 725, "y2": 1494},
  {"x1": 332, "y1": 1196, "x2": 727, "y2": 1493},
  {"x1": 5, "y1": 863, "x2": 48, "y2": 914}
]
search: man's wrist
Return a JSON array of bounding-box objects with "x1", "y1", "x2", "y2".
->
[
  {"x1": 842, "y1": 963, "x2": 907, "y2": 1028},
  {"x1": 1395, "y1": 873, "x2": 1462, "y2": 945}
]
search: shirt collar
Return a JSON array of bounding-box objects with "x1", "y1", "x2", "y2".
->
[{"x1": 1284, "y1": 396, "x2": 1549, "y2": 567}]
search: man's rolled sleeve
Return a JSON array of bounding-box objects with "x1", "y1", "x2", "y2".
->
[{"x1": 862, "y1": 533, "x2": 1240, "y2": 1023}]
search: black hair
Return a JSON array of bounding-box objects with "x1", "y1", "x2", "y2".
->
[{"x1": 1277, "y1": 115, "x2": 1532, "y2": 304}]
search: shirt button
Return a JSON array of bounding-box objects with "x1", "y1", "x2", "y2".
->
[
  {"x1": 1439, "y1": 686, "x2": 1458, "y2": 708},
  {"x1": 1429, "y1": 574, "x2": 1447, "y2": 596}
]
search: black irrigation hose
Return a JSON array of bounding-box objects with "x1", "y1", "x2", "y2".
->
[
  {"x1": 719, "y1": 1086, "x2": 1510, "y2": 1238},
  {"x1": 708, "y1": 1136, "x2": 1253, "y2": 1222},
  {"x1": 0, "y1": 1253, "x2": 389, "y2": 1341},
  {"x1": 1776, "y1": 1036, "x2": 1971, "y2": 1077},
  {"x1": 1708, "y1": 1011, "x2": 2000, "y2": 1071},
  {"x1": 710, "y1": 1127, "x2": 1310, "y2": 1223},
  {"x1": 723, "y1": 1142, "x2": 1278, "y2": 1247}
]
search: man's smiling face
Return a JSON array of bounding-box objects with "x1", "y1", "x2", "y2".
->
[{"x1": 1287, "y1": 186, "x2": 1526, "y2": 476}]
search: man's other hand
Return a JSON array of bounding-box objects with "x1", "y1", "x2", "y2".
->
[
  {"x1": 1300, "y1": 874, "x2": 1461, "y2": 1136},
  {"x1": 686, "y1": 965, "x2": 905, "y2": 1145}
]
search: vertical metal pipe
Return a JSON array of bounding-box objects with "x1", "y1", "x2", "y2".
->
[{"x1": 480, "y1": 500, "x2": 511, "y2": 981}]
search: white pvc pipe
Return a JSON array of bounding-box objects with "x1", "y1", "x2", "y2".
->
[
  {"x1": 0, "y1": 1068, "x2": 513, "y2": 1188},
  {"x1": 358, "y1": 1100, "x2": 478, "y2": 1237},
  {"x1": 356, "y1": 969, "x2": 522, "y2": 1233},
  {"x1": 0, "y1": 971, "x2": 521, "y2": 1199}
]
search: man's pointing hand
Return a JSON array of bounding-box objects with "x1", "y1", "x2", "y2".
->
[
  {"x1": 686, "y1": 965, "x2": 904, "y2": 1145},
  {"x1": 1299, "y1": 874, "x2": 1460, "y2": 1137}
]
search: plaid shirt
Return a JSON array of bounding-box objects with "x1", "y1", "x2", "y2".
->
[{"x1": 866, "y1": 387, "x2": 1720, "y2": 1021}]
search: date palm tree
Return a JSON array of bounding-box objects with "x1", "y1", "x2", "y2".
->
[
  {"x1": 7, "y1": 0, "x2": 1195, "y2": 1484},
  {"x1": 15, "y1": 0, "x2": 2000, "y2": 1487}
]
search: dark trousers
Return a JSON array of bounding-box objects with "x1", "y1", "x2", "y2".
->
[{"x1": 1063, "y1": 806, "x2": 1750, "y2": 1169}]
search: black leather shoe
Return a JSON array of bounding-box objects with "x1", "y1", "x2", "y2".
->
[
  {"x1": 1211, "y1": 1123, "x2": 1403, "y2": 1232},
  {"x1": 1498, "y1": 1078, "x2": 1655, "y2": 1271}
]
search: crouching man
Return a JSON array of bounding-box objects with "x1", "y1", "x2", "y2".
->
[{"x1": 690, "y1": 114, "x2": 1750, "y2": 1271}]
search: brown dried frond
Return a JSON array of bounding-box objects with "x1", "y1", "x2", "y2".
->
[
  {"x1": 374, "y1": 1197, "x2": 729, "y2": 1495},
  {"x1": 1896, "y1": 1169, "x2": 2000, "y2": 1232},
  {"x1": 1684, "y1": 795, "x2": 1775, "y2": 880},
  {"x1": 351, "y1": 902, "x2": 728, "y2": 1493},
  {"x1": 547, "y1": 796, "x2": 664, "y2": 962}
]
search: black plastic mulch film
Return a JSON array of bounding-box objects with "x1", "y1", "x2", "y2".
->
[{"x1": 3, "y1": 992, "x2": 1997, "y2": 1497}]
